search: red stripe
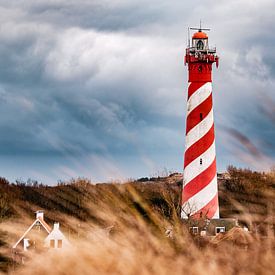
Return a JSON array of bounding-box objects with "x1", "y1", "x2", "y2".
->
[
  {"x1": 188, "y1": 82, "x2": 206, "y2": 99},
  {"x1": 191, "y1": 193, "x2": 219, "y2": 219},
  {"x1": 186, "y1": 94, "x2": 213, "y2": 134},
  {"x1": 182, "y1": 157, "x2": 216, "y2": 203},
  {"x1": 184, "y1": 124, "x2": 215, "y2": 168}
]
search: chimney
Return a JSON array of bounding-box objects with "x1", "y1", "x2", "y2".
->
[
  {"x1": 36, "y1": 210, "x2": 44, "y2": 220},
  {"x1": 53, "y1": 222, "x2": 59, "y2": 230}
]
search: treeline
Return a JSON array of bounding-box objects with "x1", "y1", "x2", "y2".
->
[
  {"x1": 224, "y1": 165, "x2": 275, "y2": 193},
  {"x1": 0, "y1": 167, "x2": 274, "y2": 224},
  {"x1": 219, "y1": 166, "x2": 275, "y2": 221},
  {"x1": 0, "y1": 175, "x2": 181, "y2": 225}
]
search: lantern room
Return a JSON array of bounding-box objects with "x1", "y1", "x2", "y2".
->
[
  {"x1": 192, "y1": 30, "x2": 208, "y2": 51},
  {"x1": 185, "y1": 26, "x2": 219, "y2": 68}
]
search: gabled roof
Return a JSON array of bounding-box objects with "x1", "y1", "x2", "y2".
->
[
  {"x1": 45, "y1": 224, "x2": 68, "y2": 242},
  {"x1": 13, "y1": 217, "x2": 51, "y2": 249}
]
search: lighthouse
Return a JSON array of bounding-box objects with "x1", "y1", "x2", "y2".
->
[{"x1": 181, "y1": 27, "x2": 219, "y2": 219}]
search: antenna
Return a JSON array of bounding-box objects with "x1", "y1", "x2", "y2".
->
[{"x1": 190, "y1": 21, "x2": 210, "y2": 32}]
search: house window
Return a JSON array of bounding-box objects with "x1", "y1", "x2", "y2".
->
[
  {"x1": 200, "y1": 158, "x2": 203, "y2": 165},
  {"x1": 215, "y1": 227, "x2": 225, "y2": 235},
  {"x1": 50, "y1": 239, "x2": 55, "y2": 248},
  {"x1": 189, "y1": 227, "x2": 199, "y2": 235},
  {"x1": 57, "y1": 240, "x2": 62, "y2": 248}
]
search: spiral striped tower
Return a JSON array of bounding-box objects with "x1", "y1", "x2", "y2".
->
[{"x1": 181, "y1": 28, "x2": 219, "y2": 219}]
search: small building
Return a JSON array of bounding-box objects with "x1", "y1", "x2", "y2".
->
[
  {"x1": 185, "y1": 218, "x2": 238, "y2": 236},
  {"x1": 13, "y1": 210, "x2": 70, "y2": 254},
  {"x1": 217, "y1": 172, "x2": 231, "y2": 180},
  {"x1": 44, "y1": 223, "x2": 70, "y2": 249},
  {"x1": 13, "y1": 210, "x2": 51, "y2": 251}
]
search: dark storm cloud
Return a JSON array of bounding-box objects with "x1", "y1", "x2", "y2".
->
[
  {"x1": 27, "y1": 2, "x2": 162, "y2": 31},
  {"x1": 0, "y1": 0, "x2": 274, "y2": 183},
  {"x1": 0, "y1": 0, "x2": 176, "y2": 32}
]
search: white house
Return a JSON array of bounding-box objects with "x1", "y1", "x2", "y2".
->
[
  {"x1": 13, "y1": 210, "x2": 51, "y2": 251},
  {"x1": 44, "y1": 222, "x2": 71, "y2": 249},
  {"x1": 13, "y1": 211, "x2": 70, "y2": 252}
]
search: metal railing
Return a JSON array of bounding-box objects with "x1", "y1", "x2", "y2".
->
[{"x1": 187, "y1": 47, "x2": 217, "y2": 54}]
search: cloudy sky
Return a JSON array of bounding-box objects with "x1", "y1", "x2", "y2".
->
[{"x1": 0, "y1": 0, "x2": 274, "y2": 184}]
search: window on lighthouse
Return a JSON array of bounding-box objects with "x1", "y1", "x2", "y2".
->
[
  {"x1": 200, "y1": 158, "x2": 203, "y2": 165},
  {"x1": 196, "y1": 40, "x2": 204, "y2": 50}
]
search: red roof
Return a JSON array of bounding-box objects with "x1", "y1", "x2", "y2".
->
[{"x1": 192, "y1": 31, "x2": 208, "y2": 39}]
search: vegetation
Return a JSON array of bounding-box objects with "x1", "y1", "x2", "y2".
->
[
  {"x1": 0, "y1": 167, "x2": 274, "y2": 274},
  {"x1": 219, "y1": 166, "x2": 275, "y2": 227}
]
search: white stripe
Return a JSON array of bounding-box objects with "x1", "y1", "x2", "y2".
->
[
  {"x1": 184, "y1": 140, "x2": 216, "y2": 185},
  {"x1": 185, "y1": 109, "x2": 214, "y2": 150},
  {"x1": 187, "y1": 82, "x2": 212, "y2": 116},
  {"x1": 185, "y1": 175, "x2": 218, "y2": 215},
  {"x1": 212, "y1": 206, "x2": 220, "y2": 219}
]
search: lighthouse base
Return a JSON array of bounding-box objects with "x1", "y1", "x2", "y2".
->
[{"x1": 183, "y1": 218, "x2": 238, "y2": 236}]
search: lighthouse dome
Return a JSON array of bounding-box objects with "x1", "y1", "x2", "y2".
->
[{"x1": 192, "y1": 31, "x2": 208, "y2": 39}]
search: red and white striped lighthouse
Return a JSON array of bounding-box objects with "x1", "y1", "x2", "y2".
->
[{"x1": 181, "y1": 27, "x2": 219, "y2": 219}]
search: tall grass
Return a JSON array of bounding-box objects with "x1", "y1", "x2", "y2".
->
[{"x1": 2, "y1": 178, "x2": 274, "y2": 275}]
